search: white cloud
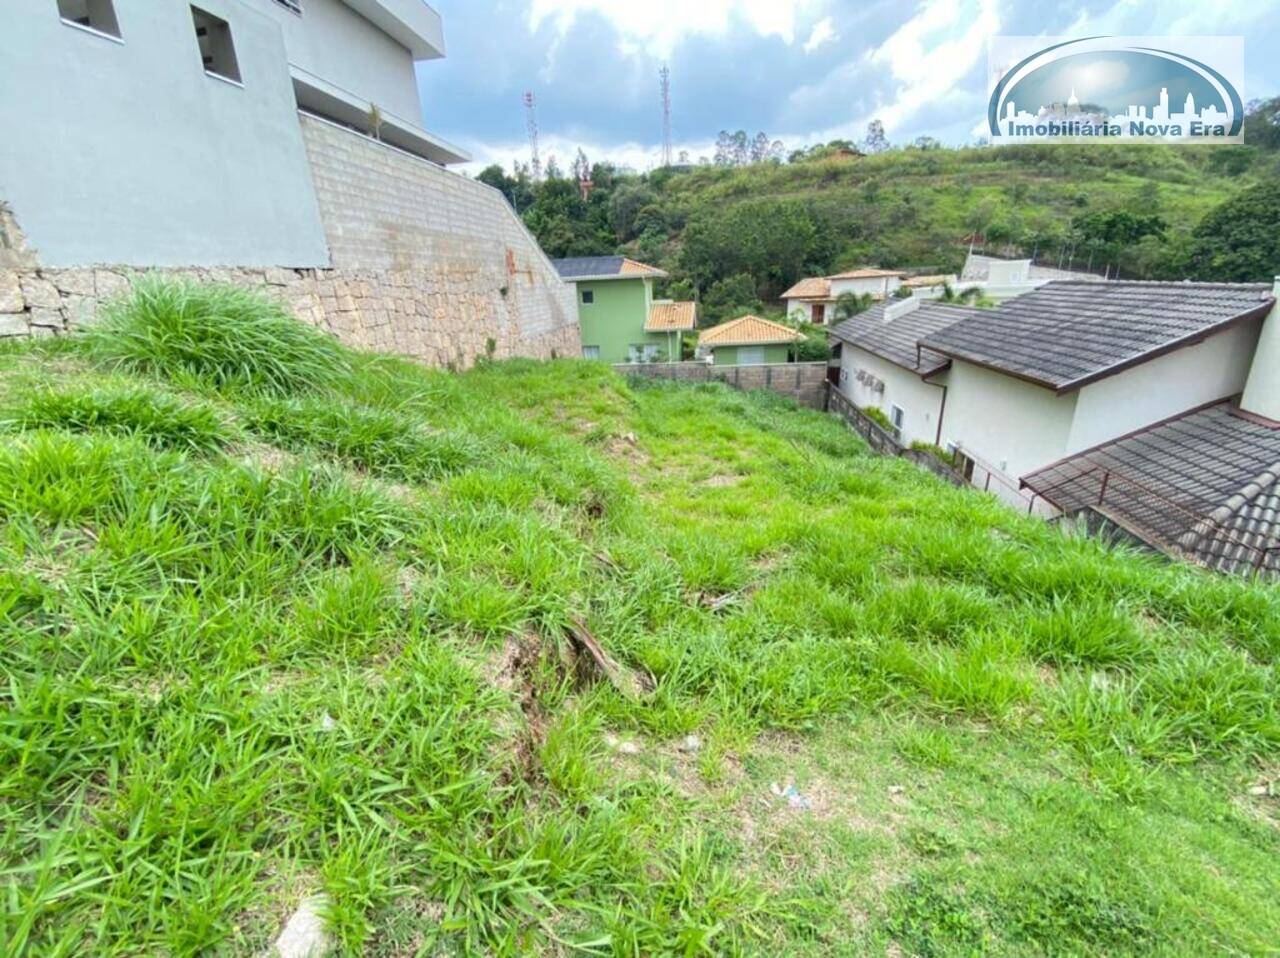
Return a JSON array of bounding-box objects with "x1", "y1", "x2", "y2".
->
[
  {"x1": 803, "y1": 17, "x2": 838, "y2": 54},
  {"x1": 865, "y1": 0, "x2": 1000, "y2": 131},
  {"x1": 526, "y1": 0, "x2": 815, "y2": 61}
]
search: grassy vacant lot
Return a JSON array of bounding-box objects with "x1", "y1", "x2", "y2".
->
[{"x1": 1, "y1": 281, "x2": 1278, "y2": 956}]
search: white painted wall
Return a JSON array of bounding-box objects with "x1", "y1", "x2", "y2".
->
[
  {"x1": 938, "y1": 360, "x2": 1078, "y2": 480},
  {"x1": 830, "y1": 275, "x2": 902, "y2": 299},
  {"x1": 1242, "y1": 289, "x2": 1280, "y2": 420},
  {"x1": 1069, "y1": 319, "x2": 1262, "y2": 451},
  {"x1": 255, "y1": 0, "x2": 424, "y2": 123},
  {"x1": 0, "y1": 0, "x2": 329, "y2": 267},
  {"x1": 838, "y1": 345, "x2": 946, "y2": 446},
  {"x1": 786, "y1": 298, "x2": 828, "y2": 324}
]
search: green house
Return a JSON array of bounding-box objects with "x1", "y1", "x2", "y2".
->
[
  {"x1": 696, "y1": 315, "x2": 803, "y2": 365},
  {"x1": 552, "y1": 256, "x2": 696, "y2": 363}
]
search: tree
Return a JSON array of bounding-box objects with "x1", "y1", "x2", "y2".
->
[
  {"x1": 700, "y1": 273, "x2": 762, "y2": 325},
  {"x1": 677, "y1": 198, "x2": 837, "y2": 300},
  {"x1": 608, "y1": 181, "x2": 657, "y2": 242},
  {"x1": 1072, "y1": 209, "x2": 1167, "y2": 272},
  {"x1": 477, "y1": 163, "x2": 535, "y2": 213},
  {"x1": 862, "y1": 119, "x2": 889, "y2": 154},
  {"x1": 1186, "y1": 179, "x2": 1280, "y2": 282},
  {"x1": 750, "y1": 132, "x2": 772, "y2": 164},
  {"x1": 1243, "y1": 96, "x2": 1280, "y2": 151},
  {"x1": 714, "y1": 130, "x2": 750, "y2": 166},
  {"x1": 571, "y1": 149, "x2": 591, "y2": 183},
  {"x1": 834, "y1": 292, "x2": 873, "y2": 319}
]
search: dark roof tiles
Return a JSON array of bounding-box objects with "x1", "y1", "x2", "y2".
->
[
  {"x1": 1023, "y1": 402, "x2": 1280, "y2": 576},
  {"x1": 830, "y1": 301, "x2": 979, "y2": 375},
  {"x1": 920, "y1": 281, "x2": 1274, "y2": 392}
]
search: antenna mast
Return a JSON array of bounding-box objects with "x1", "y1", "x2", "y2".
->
[
  {"x1": 659, "y1": 65, "x2": 672, "y2": 167},
  {"x1": 523, "y1": 90, "x2": 542, "y2": 182}
]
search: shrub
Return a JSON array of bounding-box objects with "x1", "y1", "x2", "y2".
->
[{"x1": 88, "y1": 277, "x2": 350, "y2": 395}]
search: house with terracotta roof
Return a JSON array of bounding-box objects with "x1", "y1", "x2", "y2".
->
[
  {"x1": 696, "y1": 315, "x2": 803, "y2": 365},
  {"x1": 782, "y1": 268, "x2": 906, "y2": 325},
  {"x1": 552, "y1": 256, "x2": 695, "y2": 363}
]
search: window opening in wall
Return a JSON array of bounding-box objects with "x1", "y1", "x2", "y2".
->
[
  {"x1": 191, "y1": 6, "x2": 241, "y2": 83},
  {"x1": 581, "y1": 290, "x2": 595, "y2": 305},
  {"x1": 890, "y1": 404, "x2": 905, "y2": 441},
  {"x1": 582, "y1": 346, "x2": 600, "y2": 360},
  {"x1": 58, "y1": 0, "x2": 121, "y2": 38}
]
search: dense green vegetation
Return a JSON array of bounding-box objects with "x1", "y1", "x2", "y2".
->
[
  {"x1": 480, "y1": 97, "x2": 1280, "y2": 320},
  {"x1": 1, "y1": 281, "x2": 1277, "y2": 955}
]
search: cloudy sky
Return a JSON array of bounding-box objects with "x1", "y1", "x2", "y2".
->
[{"x1": 417, "y1": 0, "x2": 1280, "y2": 173}]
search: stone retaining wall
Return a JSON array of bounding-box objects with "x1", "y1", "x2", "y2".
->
[
  {"x1": 613, "y1": 361, "x2": 830, "y2": 408},
  {"x1": 0, "y1": 115, "x2": 580, "y2": 369}
]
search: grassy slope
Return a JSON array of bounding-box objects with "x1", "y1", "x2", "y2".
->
[
  {"x1": 1, "y1": 289, "x2": 1278, "y2": 955},
  {"x1": 651, "y1": 145, "x2": 1247, "y2": 274}
]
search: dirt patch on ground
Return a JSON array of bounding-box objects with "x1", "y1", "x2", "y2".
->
[
  {"x1": 604, "y1": 432, "x2": 650, "y2": 468},
  {"x1": 233, "y1": 441, "x2": 297, "y2": 473}
]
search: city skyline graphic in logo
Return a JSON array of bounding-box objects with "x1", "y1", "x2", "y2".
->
[{"x1": 987, "y1": 37, "x2": 1244, "y2": 145}]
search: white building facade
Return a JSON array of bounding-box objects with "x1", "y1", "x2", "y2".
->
[
  {"x1": 920, "y1": 281, "x2": 1276, "y2": 510},
  {"x1": 0, "y1": 0, "x2": 467, "y2": 268}
]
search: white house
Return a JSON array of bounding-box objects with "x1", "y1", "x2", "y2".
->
[
  {"x1": 1021, "y1": 279, "x2": 1280, "y2": 577},
  {"x1": 782, "y1": 268, "x2": 906, "y2": 325},
  {"x1": 829, "y1": 298, "x2": 979, "y2": 446},
  {"x1": 919, "y1": 280, "x2": 1277, "y2": 513},
  {"x1": 956, "y1": 253, "x2": 1105, "y2": 302}
]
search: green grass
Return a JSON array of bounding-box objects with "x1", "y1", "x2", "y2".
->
[{"x1": 0, "y1": 281, "x2": 1277, "y2": 955}]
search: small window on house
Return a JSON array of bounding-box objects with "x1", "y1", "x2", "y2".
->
[
  {"x1": 889, "y1": 404, "x2": 905, "y2": 441},
  {"x1": 191, "y1": 6, "x2": 241, "y2": 83},
  {"x1": 582, "y1": 346, "x2": 600, "y2": 360},
  {"x1": 581, "y1": 290, "x2": 595, "y2": 305},
  {"x1": 58, "y1": 0, "x2": 121, "y2": 38}
]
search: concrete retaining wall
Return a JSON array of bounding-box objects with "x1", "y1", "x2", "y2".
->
[
  {"x1": 614, "y1": 361, "x2": 829, "y2": 408},
  {"x1": 0, "y1": 116, "x2": 579, "y2": 368}
]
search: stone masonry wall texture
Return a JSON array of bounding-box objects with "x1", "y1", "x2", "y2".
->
[{"x1": 0, "y1": 116, "x2": 580, "y2": 368}]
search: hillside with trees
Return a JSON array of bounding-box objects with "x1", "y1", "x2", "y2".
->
[{"x1": 479, "y1": 97, "x2": 1280, "y2": 325}]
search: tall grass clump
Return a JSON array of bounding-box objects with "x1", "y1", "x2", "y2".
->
[
  {"x1": 2, "y1": 384, "x2": 233, "y2": 453},
  {"x1": 87, "y1": 278, "x2": 350, "y2": 395}
]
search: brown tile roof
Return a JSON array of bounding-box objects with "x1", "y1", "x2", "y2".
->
[
  {"x1": 781, "y1": 277, "x2": 832, "y2": 300},
  {"x1": 920, "y1": 280, "x2": 1275, "y2": 394},
  {"x1": 645, "y1": 300, "x2": 697, "y2": 332},
  {"x1": 699, "y1": 315, "x2": 804, "y2": 347},
  {"x1": 902, "y1": 275, "x2": 953, "y2": 288},
  {"x1": 830, "y1": 301, "x2": 979, "y2": 376},
  {"x1": 1023, "y1": 402, "x2": 1280, "y2": 577},
  {"x1": 828, "y1": 268, "x2": 908, "y2": 280},
  {"x1": 619, "y1": 258, "x2": 667, "y2": 277}
]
